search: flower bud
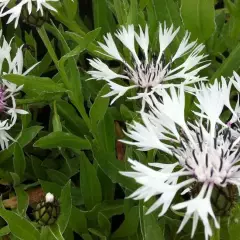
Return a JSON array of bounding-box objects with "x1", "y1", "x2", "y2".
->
[
  {"x1": 33, "y1": 192, "x2": 60, "y2": 226},
  {"x1": 191, "y1": 183, "x2": 237, "y2": 216}
]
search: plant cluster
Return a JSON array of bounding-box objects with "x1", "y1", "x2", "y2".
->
[{"x1": 0, "y1": 0, "x2": 240, "y2": 240}]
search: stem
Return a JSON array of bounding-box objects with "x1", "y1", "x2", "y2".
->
[
  {"x1": 210, "y1": 216, "x2": 221, "y2": 240},
  {"x1": 74, "y1": 100, "x2": 91, "y2": 129}
]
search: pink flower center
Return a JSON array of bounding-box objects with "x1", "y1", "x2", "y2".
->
[{"x1": 0, "y1": 87, "x2": 6, "y2": 113}]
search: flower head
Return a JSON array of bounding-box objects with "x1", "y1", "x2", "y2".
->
[
  {"x1": 120, "y1": 83, "x2": 239, "y2": 239},
  {"x1": 224, "y1": 72, "x2": 240, "y2": 143},
  {"x1": 0, "y1": 0, "x2": 58, "y2": 28},
  {"x1": 88, "y1": 23, "x2": 210, "y2": 105},
  {"x1": 193, "y1": 78, "x2": 233, "y2": 135},
  {"x1": 0, "y1": 32, "x2": 37, "y2": 149}
]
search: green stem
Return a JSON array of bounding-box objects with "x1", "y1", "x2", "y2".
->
[{"x1": 210, "y1": 216, "x2": 221, "y2": 240}]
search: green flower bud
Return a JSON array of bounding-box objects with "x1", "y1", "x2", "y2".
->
[
  {"x1": 191, "y1": 183, "x2": 238, "y2": 216},
  {"x1": 33, "y1": 193, "x2": 60, "y2": 226},
  {"x1": 21, "y1": 4, "x2": 49, "y2": 27}
]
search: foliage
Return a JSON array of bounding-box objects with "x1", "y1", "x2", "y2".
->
[{"x1": 0, "y1": 0, "x2": 239, "y2": 239}]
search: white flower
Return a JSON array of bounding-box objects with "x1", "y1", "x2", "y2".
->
[
  {"x1": 225, "y1": 72, "x2": 240, "y2": 145},
  {"x1": 0, "y1": 128, "x2": 14, "y2": 149},
  {"x1": 228, "y1": 97, "x2": 240, "y2": 126},
  {"x1": 193, "y1": 78, "x2": 233, "y2": 136},
  {"x1": 172, "y1": 183, "x2": 219, "y2": 239},
  {"x1": 121, "y1": 114, "x2": 172, "y2": 154},
  {"x1": 149, "y1": 85, "x2": 187, "y2": 130},
  {"x1": 45, "y1": 192, "x2": 54, "y2": 203},
  {"x1": 0, "y1": 0, "x2": 58, "y2": 28},
  {"x1": 121, "y1": 119, "x2": 240, "y2": 239},
  {"x1": 88, "y1": 23, "x2": 210, "y2": 104},
  {"x1": 120, "y1": 82, "x2": 240, "y2": 239},
  {"x1": 0, "y1": 32, "x2": 37, "y2": 149},
  {"x1": 231, "y1": 71, "x2": 240, "y2": 92}
]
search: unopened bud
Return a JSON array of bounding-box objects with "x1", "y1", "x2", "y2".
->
[{"x1": 45, "y1": 192, "x2": 54, "y2": 203}]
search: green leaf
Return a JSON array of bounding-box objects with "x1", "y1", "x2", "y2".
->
[
  {"x1": 127, "y1": 0, "x2": 138, "y2": 24},
  {"x1": 111, "y1": 206, "x2": 139, "y2": 238},
  {"x1": 10, "y1": 172, "x2": 21, "y2": 186},
  {"x1": 90, "y1": 84, "x2": 110, "y2": 131},
  {"x1": 140, "y1": 206, "x2": 164, "y2": 240},
  {"x1": 93, "y1": 148, "x2": 136, "y2": 191},
  {"x1": 46, "y1": 169, "x2": 69, "y2": 186},
  {"x1": 52, "y1": 101, "x2": 62, "y2": 132},
  {"x1": 69, "y1": 206, "x2": 88, "y2": 234},
  {"x1": 88, "y1": 228, "x2": 106, "y2": 239},
  {"x1": 147, "y1": 0, "x2": 183, "y2": 50},
  {"x1": 228, "y1": 205, "x2": 240, "y2": 240},
  {"x1": 15, "y1": 185, "x2": 29, "y2": 217},
  {"x1": 92, "y1": 0, "x2": 116, "y2": 34},
  {"x1": 66, "y1": 28, "x2": 104, "y2": 59},
  {"x1": 149, "y1": 0, "x2": 182, "y2": 25},
  {"x1": 32, "y1": 51, "x2": 53, "y2": 76},
  {"x1": 80, "y1": 152, "x2": 102, "y2": 210},
  {"x1": 63, "y1": 227, "x2": 74, "y2": 240},
  {"x1": 0, "y1": 226, "x2": 10, "y2": 237},
  {"x1": 38, "y1": 27, "x2": 59, "y2": 65},
  {"x1": 3, "y1": 74, "x2": 66, "y2": 96},
  {"x1": 0, "y1": 201, "x2": 40, "y2": 240},
  {"x1": 62, "y1": 0, "x2": 78, "y2": 20},
  {"x1": 120, "y1": 104, "x2": 138, "y2": 121},
  {"x1": 40, "y1": 180, "x2": 62, "y2": 198},
  {"x1": 112, "y1": 0, "x2": 128, "y2": 25},
  {"x1": 98, "y1": 212, "x2": 111, "y2": 237},
  {"x1": 40, "y1": 226, "x2": 55, "y2": 240},
  {"x1": 96, "y1": 111, "x2": 115, "y2": 152},
  {"x1": 31, "y1": 155, "x2": 47, "y2": 180},
  {"x1": 86, "y1": 200, "x2": 124, "y2": 220},
  {"x1": 34, "y1": 132, "x2": 91, "y2": 150},
  {"x1": 56, "y1": 100, "x2": 88, "y2": 136},
  {"x1": 44, "y1": 23, "x2": 91, "y2": 128},
  {"x1": 40, "y1": 180, "x2": 83, "y2": 206},
  {"x1": 82, "y1": 233, "x2": 93, "y2": 240},
  {"x1": 16, "y1": 92, "x2": 63, "y2": 105},
  {"x1": 13, "y1": 143, "x2": 26, "y2": 180},
  {"x1": 57, "y1": 180, "x2": 72, "y2": 233},
  {"x1": 0, "y1": 126, "x2": 43, "y2": 164},
  {"x1": 211, "y1": 42, "x2": 240, "y2": 81},
  {"x1": 181, "y1": 0, "x2": 215, "y2": 41},
  {"x1": 49, "y1": 224, "x2": 65, "y2": 240},
  {"x1": 97, "y1": 168, "x2": 115, "y2": 201}
]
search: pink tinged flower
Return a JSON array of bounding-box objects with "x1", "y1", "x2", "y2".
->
[
  {"x1": 0, "y1": 33, "x2": 37, "y2": 149},
  {"x1": 88, "y1": 23, "x2": 209, "y2": 104}
]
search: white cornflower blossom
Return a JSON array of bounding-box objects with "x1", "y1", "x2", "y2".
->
[
  {"x1": 120, "y1": 84, "x2": 240, "y2": 239},
  {"x1": 225, "y1": 72, "x2": 240, "y2": 143},
  {"x1": 0, "y1": 31, "x2": 37, "y2": 149},
  {"x1": 0, "y1": 0, "x2": 58, "y2": 28},
  {"x1": 88, "y1": 23, "x2": 210, "y2": 105},
  {"x1": 193, "y1": 77, "x2": 234, "y2": 136}
]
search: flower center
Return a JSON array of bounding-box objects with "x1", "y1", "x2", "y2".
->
[
  {"x1": 0, "y1": 87, "x2": 6, "y2": 113},
  {"x1": 178, "y1": 128, "x2": 239, "y2": 187},
  {"x1": 126, "y1": 55, "x2": 171, "y2": 88}
]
